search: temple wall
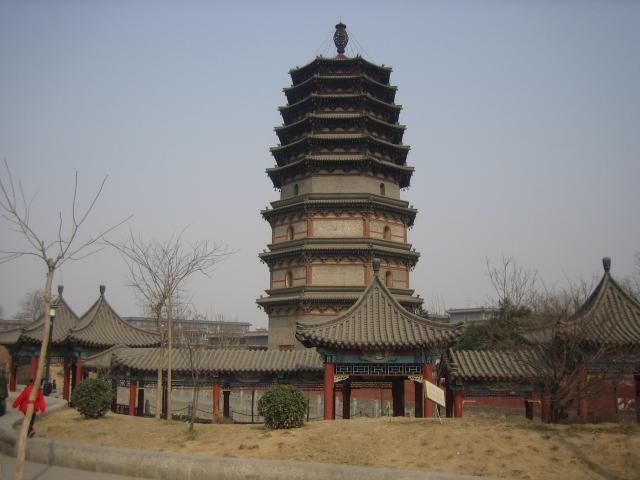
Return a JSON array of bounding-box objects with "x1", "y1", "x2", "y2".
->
[
  {"x1": 313, "y1": 218, "x2": 363, "y2": 237},
  {"x1": 273, "y1": 220, "x2": 307, "y2": 243},
  {"x1": 271, "y1": 266, "x2": 306, "y2": 288},
  {"x1": 311, "y1": 264, "x2": 365, "y2": 286},
  {"x1": 281, "y1": 175, "x2": 400, "y2": 199}
]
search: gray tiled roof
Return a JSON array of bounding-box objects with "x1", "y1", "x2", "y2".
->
[
  {"x1": 0, "y1": 292, "x2": 79, "y2": 346},
  {"x1": 520, "y1": 261, "x2": 640, "y2": 348},
  {"x1": 85, "y1": 347, "x2": 323, "y2": 373},
  {"x1": 570, "y1": 267, "x2": 640, "y2": 347},
  {"x1": 21, "y1": 296, "x2": 80, "y2": 345},
  {"x1": 448, "y1": 349, "x2": 545, "y2": 382},
  {"x1": 68, "y1": 292, "x2": 159, "y2": 348},
  {"x1": 296, "y1": 273, "x2": 461, "y2": 350}
]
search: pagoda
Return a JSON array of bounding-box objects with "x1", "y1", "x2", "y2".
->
[{"x1": 257, "y1": 23, "x2": 422, "y2": 349}]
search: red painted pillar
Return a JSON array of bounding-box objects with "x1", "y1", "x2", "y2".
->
[
  {"x1": 323, "y1": 363, "x2": 335, "y2": 420},
  {"x1": 129, "y1": 380, "x2": 137, "y2": 416},
  {"x1": 454, "y1": 390, "x2": 464, "y2": 418},
  {"x1": 423, "y1": 363, "x2": 434, "y2": 418},
  {"x1": 342, "y1": 381, "x2": 351, "y2": 420},
  {"x1": 414, "y1": 381, "x2": 423, "y2": 418},
  {"x1": 9, "y1": 357, "x2": 17, "y2": 392},
  {"x1": 63, "y1": 357, "x2": 71, "y2": 400},
  {"x1": 524, "y1": 399, "x2": 533, "y2": 420},
  {"x1": 578, "y1": 398, "x2": 589, "y2": 419},
  {"x1": 212, "y1": 383, "x2": 221, "y2": 422},
  {"x1": 30, "y1": 356, "x2": 38, "y2": 380},
  {"x1": 75, "y1": 356, "x2": 83, "y2": 386},
  {"x1": 541, "y1": 390, "x2": 552, "y2": 423},
  {"x1": 577, "y1": 364, "x2": 588, "y2": 419}
]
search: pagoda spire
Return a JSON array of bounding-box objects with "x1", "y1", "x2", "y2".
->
[{"x1": 333, "y1": 22, "x2": 348, "y2": 55}]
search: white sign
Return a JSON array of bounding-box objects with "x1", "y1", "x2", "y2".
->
[{"x1": 424, "y1": 381, "x2": 446, "y2": 407}]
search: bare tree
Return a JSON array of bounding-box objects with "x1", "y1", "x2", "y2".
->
[
  {"x1": 177, "y1": 316, "x2": 205, "y2": 433},
  {"x1": 0, "y1": 161, "x2": 129, "y2": 480},
  {"x1": 109, "y1": 229, "x2": 231, "y2": 424},
  {"x1": 14, "y1": 289, "x2": 44, "y2": 322},
  {"x1": 621, "y1": 251, "x2": 640, "y2": 301}
]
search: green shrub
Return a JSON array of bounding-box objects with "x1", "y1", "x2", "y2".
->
[
  {"x1": 70, "y1": 378, "x2": 113, "y2": 419},
  {"x1": 257, "y1": 385, "x2": 307, "y2": 429}
]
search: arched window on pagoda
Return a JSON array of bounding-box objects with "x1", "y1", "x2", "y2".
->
[
  {"x1": 286, "y1": 226, "x2": 294, "y2": 241},
  {"x1": 385, "y1": 271, "x2": 393, "y2": 287},
  {"x1": 285, "y1": 271, "x2": 293, "y2": 288},
  {"x1": 383, "y1": 226, "x2": 392, "y2": 240},
  {"x1": 379, "y1": 183, "x2": 386, "y2": 196},
  {"x1": 293, "y1": 184, "x2": 299, "y2": 196}
]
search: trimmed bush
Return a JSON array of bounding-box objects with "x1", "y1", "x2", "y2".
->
[
  {"x1": 257, "y1": 385, "x2": 307, "y2": 429},
  {"x1": 70, "y1": 378, "x2": 113, "y2": 419}
]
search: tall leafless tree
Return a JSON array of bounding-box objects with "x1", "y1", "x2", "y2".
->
[
  {"x1": 109, "y1": 229, "x2": 231, "y2": 424},
  {"x1": 0, "y1": 161, "x2": 129, "y2": 480},
  {"x1": 14, "y1": 289, "x2": 44, "y2": 322}
]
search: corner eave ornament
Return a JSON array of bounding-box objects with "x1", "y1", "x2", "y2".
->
[{"x1": 334, "y1": 22, "x2": 349, "y2": 55}]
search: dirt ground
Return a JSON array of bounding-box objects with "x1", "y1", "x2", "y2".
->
[{"x1": 35, "y1": 409, "x2": 639, "y2": 480}]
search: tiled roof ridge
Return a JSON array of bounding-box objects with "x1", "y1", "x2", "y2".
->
[
  {"x1": 279, "y1": 93, "x2": 402, "y2": 112},
  {"x1": 284, "y1": 73, "x2": 397, "y2": 92},
  {"x1": 271, "y1": 133, "x2": 410, "y2": 153},
  {"x1": 274, "y1": 113, "x2": 406, "y2": 131},
  {"x1": 288, "y1": 55, "x2": 392, "y2": 74},
  {"x1": 298, "y1": 273, "x2": 459, "y2": 334}
]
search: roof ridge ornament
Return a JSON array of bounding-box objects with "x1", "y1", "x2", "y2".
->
[
  {"x1": 602, "y1": 256, "x2": 611, "y2": 273},
  {"x1": 334, "y1": 22, "x2": 348, "y2": 56},
  {"x1": 99, "y1": 285, "x2": 106, "y2": 296},
  {"x1": 372, "y1": 257, "x2": 381, "y2": 276},
  {"x1": 57, "y1": 285, "x2": 64, "y2": 297}
]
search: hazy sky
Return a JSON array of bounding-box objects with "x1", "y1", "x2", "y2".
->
[{"x1": 1, "y1": 1, "x2": 638, "y2": 327}]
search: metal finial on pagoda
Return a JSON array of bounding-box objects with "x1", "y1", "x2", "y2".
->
[{"x1": 334, "y1": 22, "x2": 348, "y2": 55}]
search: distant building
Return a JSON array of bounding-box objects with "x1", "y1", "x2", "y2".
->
[
  {"x1": 122, "y1": 317, "x2": 266, "y2": 347},
  {"x1": 446, "y1": 307, "x2": 498, "y2": 324}
]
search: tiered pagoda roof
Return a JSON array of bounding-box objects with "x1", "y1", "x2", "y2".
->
[{"x1": 296, "y1": 261, "x2": 461, "y2": 350}]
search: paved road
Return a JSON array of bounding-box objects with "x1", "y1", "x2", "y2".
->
[
  {"x1": 0, "y1": 452, "x2": 142, "y2": 480},
  {"x1": 1, "y1": 389, "x2": 142, "y2": 480}
]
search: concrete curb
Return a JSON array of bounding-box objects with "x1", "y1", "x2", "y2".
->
[{"x1": 0, "y1": 396, "x2": 493, "y2": 480}]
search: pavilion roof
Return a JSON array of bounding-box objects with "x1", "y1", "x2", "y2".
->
[
  {"x1": 447, "y1": 349, "x2": 545, "y2": 383},
  {"x1": 0, "y1": 287, "x2": 80, "y2": 346},
  {"x1": 295, "y1": 263, "x2": 461, "y2": 350},
  {"x1": 21, "y1": 293, "x2": 80, "y2": 345},
  {"x1": 84, "y1": 346, "x2": 323, "y2": 374},
  {"x1": 67, "y1": 286, "x2": 159, "y2": 348},
  {"x1": 521, "y1": 258, "x2": 640, "y2": 348}
]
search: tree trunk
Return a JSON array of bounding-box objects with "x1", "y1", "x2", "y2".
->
[
  {"x1": 155, "y1": 346, "x2": 163, "y2": 420},
  {"x1": 166, "y1": 297, "x2": 173, "y2": 425},
  {"x1": 189, "y1": 381, "x2": 199, "y2": 433},
  {"x1": 15, "y1": 266, "x2": 54, "y2": 480}
]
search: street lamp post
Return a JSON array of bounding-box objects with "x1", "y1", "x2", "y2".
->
[{"x1": 43, "y1": 306, "x2": 56, "y2": 396}]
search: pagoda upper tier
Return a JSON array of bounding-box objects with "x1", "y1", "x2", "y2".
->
[{"x1": 270, "y1": 55, "x2": 412, "y2": 187}]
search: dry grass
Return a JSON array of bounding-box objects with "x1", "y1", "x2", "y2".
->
[{"x1": 35, "y1": 409, "x2": 640, "y2": 480}]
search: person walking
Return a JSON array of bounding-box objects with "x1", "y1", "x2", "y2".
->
[{"x1": 12, "y1": 380, "x2": 46, "y2": 437}]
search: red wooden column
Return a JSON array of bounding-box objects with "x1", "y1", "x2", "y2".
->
[
  {"x1": 75, "y1": 356, "x2": 83, "y2": 386},
  {"x1": 212, "y1": 383, "x2": 221, "y2": 422},
  {"x1": 423, "y1": 363, "x2": 434, "y2": 418},
  {"x1": 524, "y1": 399, "x2": 533, "y2": 420},
  {"x1": 414, "y1": 380, "x2": 423, "y2": 418},
  {"x1": 453, "y1": 390, "x2": 464, "y2": 418},
  {"x1": 323, "y1": 362, "x2": 335, "y2": 420},
  {"x1": 541, "y1": 390, "x2": 552, "y2": 423},
  {"x1": 392, "y1": 379, "x2": 405, "y2": 417},
  {"x1": 63, "y1": 357, "x2": 71, "y2": 400},
  {"x1": 128, "y1": 380, "x2": 137, "y2": 416},
  {"x1": 9, "y1": 357, "x2": 17, "y2": 392},
  {"x1": 30, "y1": 355, "x2": 38, "y2": 380},
  {"x1": 342, "y1": 381, "x2": 351, "y2": 420}
]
